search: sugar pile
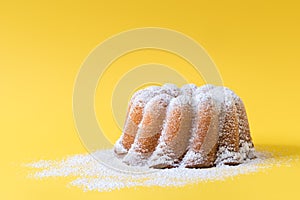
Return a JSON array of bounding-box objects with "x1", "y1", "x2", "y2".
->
[{"x1": 24, "y1": 149, "x2": 292, "y2": 192}]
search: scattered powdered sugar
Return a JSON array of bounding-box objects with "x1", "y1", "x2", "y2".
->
[
  {"x1": 24, "y1": 148, "x2": 294, "y2": 192},
  {"x1": 25, "y1": 84, "x2": 299, "y2": 191}
]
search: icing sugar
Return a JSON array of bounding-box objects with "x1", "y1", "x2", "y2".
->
[
  {"x1": 25, "y1": 149, "x2": 294, "y2": 192},
  {"x1": 115, "y1": 83, "x2": 256, "y2": 168}
]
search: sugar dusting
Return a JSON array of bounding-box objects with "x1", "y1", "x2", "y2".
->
[
  {"x1": 115, "y1": 84, "x2": 256, "y2": 168},
  {"x1": 25, "y1": 149, "x2": 293, "y2": 192}
]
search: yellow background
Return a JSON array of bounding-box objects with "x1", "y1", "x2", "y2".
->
[{"x1": 1, "y1": 0, "x2": 300, "y2": 199}]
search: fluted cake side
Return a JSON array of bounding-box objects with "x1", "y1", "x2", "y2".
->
[{"x1": 114, "y1": 84, "x2": 255, "y2": 169}]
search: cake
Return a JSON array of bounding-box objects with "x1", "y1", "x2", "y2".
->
[{"x1": 114, "y1": 83, "x2": 255, "y2": 169}]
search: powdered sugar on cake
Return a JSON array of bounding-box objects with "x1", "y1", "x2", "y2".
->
[{"x1": 114, "y1": 83, "x2": 256, "y2": 168}]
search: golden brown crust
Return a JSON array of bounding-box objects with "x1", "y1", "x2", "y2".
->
[
  {"x1": 134, "y1": 133, "x2": 161, "y2": 154},
  {"x1": 122, "y1": 133, "x2": 136, "y2": 150},
  {"x1": 185, "y1": 143, "x2": 218, "y2": 168},
  {"x1": 217, "y1": 100, "x2": 240, "y2": 165},
  {"x1": 149, "y1": 97, "x2": 193, "y2": 168},
  {"x1": 130, "y1": 105, "x2": 143, "y2": 125},
  {"x1": 119, "y1": 97, "x2": 151, "y2": 152},
  {"x1": 192, "y1": 102, "x2": 212, "y2": 151},
  {"x1": 219, "y1": 104, "x2": 239, "y2": 152},
  {"x1": 235, "y1": 98, "x2": 253, "y2": 145},
  {"x1": 164, "y1": 108, "x2": 181, "y2": 143},
  {"x1": 121, "y1": 105, "x2": 144, "y2": 151},
  {"x1": 132, "y1": 95, "x2": 171, "y2": 155},
  {"x1": 182, "y1": 94, "x2": 219, "y2": 168}
]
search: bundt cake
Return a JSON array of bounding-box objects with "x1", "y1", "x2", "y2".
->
[{"x1": 114, "y1": 83, "x2": 255, "y2": 169}]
